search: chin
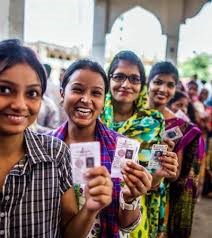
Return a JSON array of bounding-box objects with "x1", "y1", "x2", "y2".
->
[
  {"x1": 0, "y1": 128, "x2": 25, "y2": 136},
  {"x1": 117, "y1": 97, "x2": 132, "y2": 104},
  {"x1": 73, "y1": 119, "x2": 95, "y2": 128},
  {"x1": 154, "y1": 100, "x2": 166, "y2": 107}
]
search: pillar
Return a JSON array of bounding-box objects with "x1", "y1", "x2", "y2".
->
[
  {"x1": 92, "y1": 0, "x2": 109, "y2": 66},
  {"x1": 0, "y1": 0, "x2": 25, "y2": 40}
]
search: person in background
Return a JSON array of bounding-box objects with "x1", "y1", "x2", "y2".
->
[
  {"x1": 0, "y1": 39, "x2": 114, "y2": 238},
  {"x1": 101, "y1": 51, "x2": 178, "y2": 238},
  {"x1": 36, "y1": 63, "x2": 60, "y2": 132},
  {"x1": 148, "y1": 62, "x2": 204, "y2": 238},
  {"x1": 203, "y1": 96, "x2": 212, "y2": 198},
  {"x1": 199, "y1": 88, "x2": 209, "y2": 105},
  {"x1": 58, "y1": 67, "x2": 68, "y2": 124},
  {"x1": 50, "y1": 58, "x2": 153, "y2": 237}
]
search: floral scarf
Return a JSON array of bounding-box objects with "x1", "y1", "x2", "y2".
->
[
  {"x1": 50, "y1": 119, "x2": 121, "y2": 238},
  {"x1": 101, "y1": 86, "x2": 165, "y2": 238}
]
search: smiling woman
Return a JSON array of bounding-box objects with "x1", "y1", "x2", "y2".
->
[
  {"x1": 148, "y1": 61, "x2": 204, "y2": 238},
  {"x1": 101, "y1": 51, "x2": 179, "y2": 238},
  {"x1": 0, "y1": 39, "x2": 113, "y2": 238},
  {"x1": 0, "y1": 64, "x2": 42, "y2": 134},
  {"x1": 50, "y1": 58, "x2": 153, "y2": 237}
]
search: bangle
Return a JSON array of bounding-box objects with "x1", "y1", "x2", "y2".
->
[
  {"x1": 119, "y1": 191, "x2": 141, "y2": 211},
  {"x1": 120, "y1": 211, "x2": 142, "y2": 233}
]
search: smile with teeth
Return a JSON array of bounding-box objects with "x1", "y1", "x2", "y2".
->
[
  {"x1": 156, "y1": 93, "x2": 167, "y2": 99},
  {"x1": 76, "y1": 107, "x2": 92, "y2": 116},
  {"x1": 6, "y1": 114, "x2": 26, "y2": 123}
]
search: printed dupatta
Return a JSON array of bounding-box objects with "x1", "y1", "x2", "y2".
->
[
  {"x1": 50, "y1": 120, "x2": 121, "y2": 238},
  {"x1": 101, "y1": 87, "x2": 166, "y2": 238}
]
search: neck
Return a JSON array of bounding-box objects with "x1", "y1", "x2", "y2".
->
[
  {"x1": 148, "y1": 98, "x2": 165, "y2": 112},
  {"x1": 65, "y1": 120, "x2": 96, "y2": 144},
  {"x1": 113, "y1": 100, "x2": 134, "y2": 122},
  {"x1": 0, "y1": 133, "x2": 24, "y2": 160},
  {"x1": 148, "y1": 99, "x2": 175, "y2": 120}
]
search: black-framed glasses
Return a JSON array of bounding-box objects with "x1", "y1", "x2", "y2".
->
[{"x1": 110, "y1": 73, "x2": 141, "y2": 85}]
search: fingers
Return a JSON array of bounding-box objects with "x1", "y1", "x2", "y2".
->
[
  {"x1": 84, "y1": 166, "x2": 113, "y2": 212},
  {"x1": 85, "y1": 166, "x2": 110, "y2": 179},
  {"x1": 121, "y1": 161, "x2": 152, "y2": 199},
  {"x1": 88, "y1": 177, "x2": 113, "y2": 196},
  {"x1": 162, "y1": 138, "x2": 175, "y2": 152},
  {"x1": 123, "y1": 161, "x2": 152, "y2": 181},
  {"x1": 85, "y1": 166, "x2": 113, "y2": 193},
  {"x1": 159, "y1": 151, "x2": 179, "y2": 178}
]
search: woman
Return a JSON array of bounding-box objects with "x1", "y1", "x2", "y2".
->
[
  {"x1": 101, "y1": 51, "x2": 178, "y2": 238},
  {"x1": 148, "y1": 62, "x2": 205, "y2": 238},
  {"x1": 0, "y1": 39, "x2": 115, "y2": 238},
  {"x1": 50, "y1": 58, "x2": 153, "y2": 238}
]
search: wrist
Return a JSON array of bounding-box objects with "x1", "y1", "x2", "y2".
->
[
  {"x1": 152, "y1": 175, "x2": 163, "y2": 186},
  {"x1": 83, "y1": 204, "x2": 100, "y2": 218},
  {"x1": 120, "y1": 191, "x2": 140, "y2": 211}
]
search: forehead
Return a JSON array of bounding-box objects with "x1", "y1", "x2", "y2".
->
[
  {"x1": 188, "y1": 83, "x2": 198, "y2": 90},
  {"x1": 68, "y1": 68, "x2": 105, "y2": 88},
  {"x1": 0, "y1": 63, "x2": 41, "y2": 86},
  {"x1": 114, "y1": 60, "x2": 140, "y2": 74},
  {"x1": 177, "y1": 97, "x2": 189, "y2": 104},
  {"x1": 153, "y1": 74, "x2": 176, "y2": 83}
]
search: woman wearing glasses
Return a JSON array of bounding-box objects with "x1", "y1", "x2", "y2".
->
[{"x1": 101, "y1": 51, "x2": 178, "y2": 238}]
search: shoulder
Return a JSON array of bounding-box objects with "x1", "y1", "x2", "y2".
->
[
  {"x1": 25, "y1": 129, "x2": 71, "y2": 164},
  {"x1": 97, "y1": 119, "x2": 124, "y2": 140},
  {"x1": 138, "y1": 108, "x2": 164, "y2": 121}
]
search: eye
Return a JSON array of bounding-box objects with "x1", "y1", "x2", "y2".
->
[
  {"x1": 129, "y1": 76, "x2": 141, "y2": 84},
  {"x1": 71, "y1": 87, "x2": 82, "y2": 93},
  {"x1": 112, "y1": 74, "x2": 125, "y2": 81},
  {"x1": 167, "y1": 82, "x2": 176, "y2": 88},
  {"x1": 0, "y1": 85, "x2": 11, "y2": 94},
  {"x1": 92, "y1": 90, "x2": 103, "y2": 97},
  {"x1": 153, "y1": 80, "x2": 163, "y2": 85},
  {"x1": 27, "y1": 90, "x2": 41, "y2": 98}
]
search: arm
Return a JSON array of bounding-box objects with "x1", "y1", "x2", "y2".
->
[
  {"x1": 119, "y1": 161, "x2": 152, "y2": 229},
  {"x1": 62, "y1": 166, "x2": 113, "y2": 238},
  {"x1": 61, "y1": 188, "x2": 99, "y2": 238}
]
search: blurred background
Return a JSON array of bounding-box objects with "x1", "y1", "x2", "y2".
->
[{"x1": 0, "y1": 0, "x2": 211, "y2": 93}]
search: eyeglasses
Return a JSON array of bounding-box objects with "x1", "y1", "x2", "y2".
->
[{"x1": 110, "y1": 73, "x2": 141, "y2": 85}]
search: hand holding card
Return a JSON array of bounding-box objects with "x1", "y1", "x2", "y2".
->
[{"x1": 147, "y1": 144, "x2": 168, "y2": 173}]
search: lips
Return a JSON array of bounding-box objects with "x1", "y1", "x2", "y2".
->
[
  {"x1": 4, "y1": 114, "x2": 27, "y2": 125},
  {"x1": 75, "y1": 107, "x2": 92, "y2": 118},
  {"x1": 155, "y1": 93, "x2": 167, "y2": 100},
  {"x1": 118, "y1": 90, "x2": 132, "y2": 96}
]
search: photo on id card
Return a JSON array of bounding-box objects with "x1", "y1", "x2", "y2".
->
[
  {"x1": 70, "y1": 141, "x2": 101, "y2": 184},
  {"x1": 160, "y1": 126, "x2": 183, "y2": 141},
  {"x1": 147, "y1": 144, "x2": 168, "y2": 173},
  {"x1": 111, "y1": 137, "x2": 140, "y2": 179}
]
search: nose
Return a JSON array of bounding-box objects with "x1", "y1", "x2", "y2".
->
[
  {"x1": 121, "y1": 78, "x2": 131, "y2": 87},
  {"x1": 80, "y1": 93, "x2": 92, "y2": 104},
  {"x1": 158, "y1": 83, "x2": 168, "y2": 92},
  {"x1": 10, "y1": 94, "x2": 28, "y2": 111},
  {"x1": 181, "y1": 107, "x2": 187, "y2": 114}
]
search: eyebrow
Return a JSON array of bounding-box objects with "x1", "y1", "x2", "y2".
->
[
  {"x1": 0, "y1": 79, "x2": 41, "y2": 88},
  {"x1": 71, "y1": 82, "x2": 104, "y2": 91}
]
